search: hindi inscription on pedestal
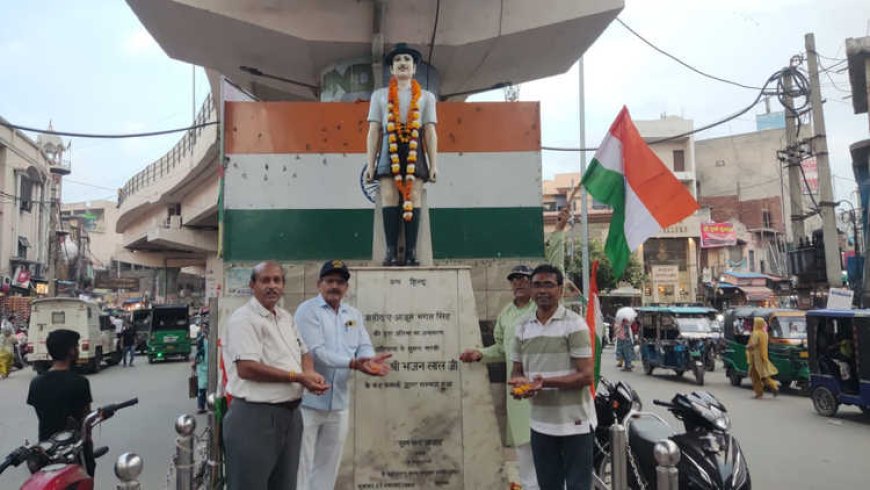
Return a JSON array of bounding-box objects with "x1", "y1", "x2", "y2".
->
[{"x1": 340, "y1": 267, "x2": 505, "y2": 489}]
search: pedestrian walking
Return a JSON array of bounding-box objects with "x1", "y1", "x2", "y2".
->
[
  {"x1": 221, "y1": 261, "x2": 329, "y2": 490},
  {"x1": 120, "y1": 322, "x2": 136, "y2": 367},
  {"x1": 0, "y1": 323, "x2": 17, "y2": 378},
  {"x1": 193, "y1": 324, "x2": 209, "y2": 413},
  {"x1": 510, "y1": 264, "x2": 596, "y2": 490},
  {"x1": 295, "y1": 259, "x2": 392, "y2": 490},
  {"x1": 747, "y1": 317, "x2": 779, "y2": 398},
  {"x1": 613, "y1": 307, "x2": 636, "y2": 371}
]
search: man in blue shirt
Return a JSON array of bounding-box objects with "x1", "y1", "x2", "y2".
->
[{"x1": 296, "y1": 260, "x2": 392, "y2": 489}]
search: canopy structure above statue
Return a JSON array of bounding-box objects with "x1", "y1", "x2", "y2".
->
[{"x1": 126, "y1": 0, "x2": 623, "y2": 100}]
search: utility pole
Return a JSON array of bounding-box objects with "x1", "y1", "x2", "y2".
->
[
  {"x1": 783, "y1": 71, "x2": 806, "y2": 244},
  {"x1": 577, "y1": 57, "x2": 590, "y2": 300},
  {"x1": 806, "y1": 33, "x2": 843, "y2": 287}
]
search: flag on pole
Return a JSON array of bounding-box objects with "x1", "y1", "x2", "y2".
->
[
  {"x1": 581, "y1": 107, "x2": 699, "y2": 278},
  {"x1": 586, "y1": 260, "x2": 604, "y2": 397}
]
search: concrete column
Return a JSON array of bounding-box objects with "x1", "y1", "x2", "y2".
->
[{"x1": 157, "y1": 267, "x2": 181, "y2": 303}]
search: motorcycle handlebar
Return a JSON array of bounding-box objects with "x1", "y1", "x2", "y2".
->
[
  {"x1": 653, "y1": 399, "x2": 673, "y2": 408},
  {"x1": 102, "y1": 397, "x2": 138, "y2": 415}
]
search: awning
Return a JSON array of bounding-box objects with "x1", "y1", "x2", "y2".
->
[{"x1": 738, "y1": 286, "x2": 775, "y2": 301}]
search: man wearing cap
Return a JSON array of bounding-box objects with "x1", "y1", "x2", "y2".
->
[
  {"x1": 222, "y1": 261, "x2": 329, "y2": 490},
  {"x1": 295, "y1": 260, "x2": 393, "y2": 490},
  {"x1": 365, "y1": 43, "x2": 438, "y2": 267},
  {"x1": 458, "y1": 208, "x2": 570, "y2": 490}
]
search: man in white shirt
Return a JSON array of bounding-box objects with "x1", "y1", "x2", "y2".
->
[{"x1": 222, "y1": 261, "x2": 330, "y2": 490}]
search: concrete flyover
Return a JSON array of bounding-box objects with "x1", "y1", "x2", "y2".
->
[{"x1": 115, "y1": 95, "x2": 220, "y2": 284}]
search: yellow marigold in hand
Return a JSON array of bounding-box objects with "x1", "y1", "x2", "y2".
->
[
  {"x1": 389, "y1": 143, "x2": 398, "y2": 153},
  {"x1": 511, "y1": 384, "x2": 534, "y2": 397},
  {"x1": 409, "y1": 140, "x2": 418, "y2": 150},
  {"x1": 407, "y1": 164, "x2": 416, "y2": 174}
]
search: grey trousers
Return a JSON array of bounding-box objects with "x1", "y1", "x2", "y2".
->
[{"x1": 223, "y1": 399, "x2": 304, "y2": 490}]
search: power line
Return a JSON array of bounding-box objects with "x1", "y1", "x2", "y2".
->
[
  {"x1": 542, "y1": 65, "x2": 811, "y2": 153},
  {"x1": 0, "y1": 120, "x2": 217, "y2": 139},
  {"x1": 63, "y1": 179, "x2": 118, "y2": 191},
  {"x1": 615, "y1": 18, "x2": 763, "y2": 91}
]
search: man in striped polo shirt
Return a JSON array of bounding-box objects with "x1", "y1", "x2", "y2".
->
[{"x1": 510, "y1": 263, "x2": 596, "y2": 490}]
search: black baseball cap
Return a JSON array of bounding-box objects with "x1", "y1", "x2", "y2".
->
[
  {"x1": 506, "y1": 265, "x2": 533, "y2": 281},
  {"x1": 385, "y1": 43, "x2": 422, "y2": 65},
  {"x1": 320, "y1": 259, "x2": 350, "y2": 281}
]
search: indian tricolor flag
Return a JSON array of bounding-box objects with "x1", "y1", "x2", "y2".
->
[
  {"x1": 582, "y1": 107, "x2": 699, "y2": 277},
  {"x1": 586, "y1": 260, "x2": 604, "y2": 396}
]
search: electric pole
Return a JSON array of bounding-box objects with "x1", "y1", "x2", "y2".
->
[
  {"x1": 783, "y1": 71, "x2": 806, "y2": 243},
  {"x1": 806, "y1": 33, "x2": 843, "y2": 287}
]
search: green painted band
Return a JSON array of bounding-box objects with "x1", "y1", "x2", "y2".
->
[{"x1": 223, "y1": 206, "x2": 544, "y2": 261}]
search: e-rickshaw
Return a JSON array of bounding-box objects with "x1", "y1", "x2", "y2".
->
[
  {"x1": 806, "y1": 310, "x2": 870, "y2": 417},
  {"x1": 637, "y1": 307, "x2": 718, "y2": 386},
  {"x1": 722, "y1": 308, "x2": 809, "y2": 390},
  {"x1": 147, "y1": 304, "x2": 191, "y2": 363}
]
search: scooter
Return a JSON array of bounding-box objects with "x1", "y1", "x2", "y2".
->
[
  {"x1": 594, "y1": 383, "x2": 750, "y2": 489},
  {"x1": 0, "y1": 397, "x2": 138, "y2": 490}
]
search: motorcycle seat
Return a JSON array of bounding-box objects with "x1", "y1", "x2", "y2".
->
[
  {"x1": 93, "y1": 446, "x2": 109, "y2": 459},
  {"x1": 628, "y1": 414, "x2": 676, "y2": 477}
]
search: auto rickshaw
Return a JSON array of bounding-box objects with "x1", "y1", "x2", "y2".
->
[
  {"x1": 147, "y1": 304, "x2": 191, "y2": 363},
  {"x1": 637, "y1": 306, "x2": 718, "y2": 385},
  {"x1": 721, "y1": 308, "x2": 809, "y2": 391},
  {"x1": 806, "y1": 309, "x2": 870, "y2": 417}
]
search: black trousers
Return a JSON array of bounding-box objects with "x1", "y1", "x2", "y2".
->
[{"x1": 531, "y1": 430, "x2": 593, "y2": 490}]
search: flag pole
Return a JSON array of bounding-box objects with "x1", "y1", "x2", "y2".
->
[{"x1": 577, "y1": 57, "x2": 590, "y2": 305}]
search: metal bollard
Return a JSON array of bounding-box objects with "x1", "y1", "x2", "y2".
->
[
  {"x1": 653, "y1": 439, "x2": 680, "y2": 490},
  {"x1": 115, "y1": 452, "x2": 143, "y2": 490},
  {"x1": 174, "y1": 414, "x2": 196, "y2": 490},
  {"x1": 610, "y1": 424, "x2": 628, "y2": 490}
]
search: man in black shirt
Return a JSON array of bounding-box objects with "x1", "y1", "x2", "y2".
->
[{"x1": 27, "y1": 329, "x2": 93, "y2": 442}]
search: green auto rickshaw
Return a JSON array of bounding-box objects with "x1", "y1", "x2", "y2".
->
[
  {"x1": 722, "y1": 308, "x2": 809, "y2": 391},
  {"x1": 147, "y1": 304, "x2": 191, "y2": 363}
]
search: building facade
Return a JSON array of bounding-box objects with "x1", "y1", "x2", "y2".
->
[{"x1": 0, "y1": 118, "x2": 68, "y2": 297}]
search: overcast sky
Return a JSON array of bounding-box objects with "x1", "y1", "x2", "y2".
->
[{"x1": 1, "y1": 0, "x2": 868, "y2": 205}]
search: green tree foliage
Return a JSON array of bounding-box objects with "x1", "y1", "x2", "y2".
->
[{"x1": 565, "y1": 239, "x2": 644, "y2": 291}]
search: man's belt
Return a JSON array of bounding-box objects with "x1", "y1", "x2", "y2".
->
[{"x1": 237, "y1": 398, "x2": 302, "y2": 410}]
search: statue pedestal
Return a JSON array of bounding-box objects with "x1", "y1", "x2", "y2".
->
[{"x1": 337, "y1": 266, "x2": 506, "y2": 489}]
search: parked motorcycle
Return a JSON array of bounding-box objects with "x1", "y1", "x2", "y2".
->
[
  {"x1": 594, "y1": 382, "x2": 750, "y2": 489},
  {"x1": 0, "y1": 397, "x2": 138, "y2": 489}
]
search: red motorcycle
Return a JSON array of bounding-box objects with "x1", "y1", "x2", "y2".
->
[{"x1": 0, "y1": 398, "x2": 138, "y2": 489}]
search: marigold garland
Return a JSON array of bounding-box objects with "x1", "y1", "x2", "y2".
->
[{"x1": 387, "y1": 76, "x2": 422, "y2": 221}]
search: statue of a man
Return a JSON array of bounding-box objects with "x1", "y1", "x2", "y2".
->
[{"x1": 365, "y1": 43, "x2": 438, "y2": 266}]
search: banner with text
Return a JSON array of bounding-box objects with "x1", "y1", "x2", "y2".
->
[{"x1": 700, "y1": 222, "x2": 737, "y2": 248}]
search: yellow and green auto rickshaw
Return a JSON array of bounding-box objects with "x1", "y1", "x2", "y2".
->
[
  {"x1": 147, "y1": 304, "x2": 191, "y2": 363},
  {"x1": 722, "y1": 308, "x2": 809, "y2": 390}
]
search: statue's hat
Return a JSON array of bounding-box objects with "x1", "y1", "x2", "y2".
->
[{"x1": 385, "y1": 43, "x2": 422, "y2": 65}]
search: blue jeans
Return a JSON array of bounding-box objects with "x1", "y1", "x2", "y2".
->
[
  {"x1": 123, "y1": 345, "x2": 135, "y2": 365},
  {"x1": 616, "y1": 339, "x2": 634, "y2": 368},
  {"x1": 531, "y1": 430, "x2": 593, "y2": 490}
]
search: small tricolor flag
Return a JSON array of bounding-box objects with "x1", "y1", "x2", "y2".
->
[{"x1": 586, "y1": 260, "x2": 604, "y2": 397}]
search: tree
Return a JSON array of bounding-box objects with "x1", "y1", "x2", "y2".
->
[{"x1": 565, "y1": 238, "x2": 644, "y2": 291}]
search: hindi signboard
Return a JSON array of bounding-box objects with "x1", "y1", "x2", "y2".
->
[{"x1": 700, "y1": 222, "x2": 737, "y2": 248}]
